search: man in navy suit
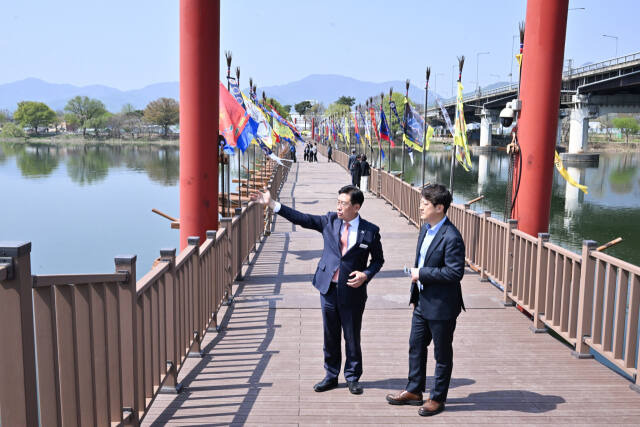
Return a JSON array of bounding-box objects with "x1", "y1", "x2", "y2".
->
[
  {"x1": 251, "y1": 185, "x2": 384, "y2": 395},
  {"x1": 386, "y1": 183, "x2": 465, "y2": 417}
]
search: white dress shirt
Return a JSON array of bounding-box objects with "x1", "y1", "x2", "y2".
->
[
  {"x1": 274, "y1": 202, "x2": 359, "y2": 252},
  {"x1": 417, "y1": 216, "x2": 447, "y2": 291}
]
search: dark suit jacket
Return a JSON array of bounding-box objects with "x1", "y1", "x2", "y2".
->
[
  {"x1": 348, "y1": 154, "x2": 357, "y2": 172},
  {"x1": 409, "y1": 218, "x2": 465, "y2": 320},
  {"x1": 278, "y1": 204, "x2": 384, "y2": 304}
]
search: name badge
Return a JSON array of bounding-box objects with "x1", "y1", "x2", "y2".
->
[{"x1": 359, "y1": 243, "x2": 368, "y2": 249}]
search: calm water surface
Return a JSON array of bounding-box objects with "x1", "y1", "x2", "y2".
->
[
  {"x1": 2, "y1": 141, "x2": 640, "y2": 278},
  {"x1": 0, "y1": 142, "x2": 248, "y2": 277},
  {"x1": 368, "y1": 145, "x2": 640, "y2": 265}
]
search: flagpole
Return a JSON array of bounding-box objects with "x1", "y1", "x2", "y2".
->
[
  {"x1": 402, "y1": 80, "x2": 409, "y2": 182},
  {"x1": 250, "y1": 78, "x2": 256, "y2": 199},
  {"x1": 224, "y1": 50, "x2": 232, "y2": 217},
  {"x1": 235, "y1": 67, "x2": 242, "y2": 209},
  {"x1": 422, "y1": 67, "x2": 431, "y2": 188},
  {"x1": 449, "y1": 56, "x2": 465, "y2": 196}
]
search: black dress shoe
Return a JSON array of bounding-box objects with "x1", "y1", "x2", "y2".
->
[
  {"x1": 313, "y1": 377, "x2": 338, "y2": 392},
  {"x1": 346, "y1": 381, "x2": 363, "y2": 395}
]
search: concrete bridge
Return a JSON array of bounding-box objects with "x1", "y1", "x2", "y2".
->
[{"x1": 428, "y1": 51, "x2": 640, "y2": 154}]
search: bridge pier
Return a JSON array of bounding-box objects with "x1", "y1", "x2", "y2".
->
[
  {"x1": 479, "y1": 108, "x2": 493, "y2": 147},
  {"x1": 568, "y1": 95, "x2": 591, "y2": 154}
]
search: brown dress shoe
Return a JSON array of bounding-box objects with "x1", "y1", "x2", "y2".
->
[
  {"x1": 418, "y1": 399, "x2": 445, "y2": 416},
  {"x1": 385, "y1": 390, "x2": 424, "y2": 406}
]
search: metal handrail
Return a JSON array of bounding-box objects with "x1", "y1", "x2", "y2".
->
[{"x1": 564, "y1": 51, "x2": 640, "y2": 77}]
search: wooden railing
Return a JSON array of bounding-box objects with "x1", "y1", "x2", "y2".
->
[
  {"x1": 0, "y1": 162, "x2": 288, "y2": 426},
  {"x1": 319, "y1": 143, "x2": 640, "y2": 389}
]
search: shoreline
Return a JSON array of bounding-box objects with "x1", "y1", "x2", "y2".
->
[
  {"x1": 0, "y1": 137, "x2": 180, "y2": 147},
  {"x1": 2, "y1": 137, "x2": 638, "y2": 153}
]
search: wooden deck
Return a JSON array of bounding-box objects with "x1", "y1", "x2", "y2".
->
[{"x1": 143, "y1": 155, "x2": 640, "y2": 425}]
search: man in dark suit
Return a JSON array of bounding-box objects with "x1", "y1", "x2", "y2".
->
[
  {"x1": 347, "y1": 149, "x2": 357, "y2": 185},
  {"x1": 250, "y1": 185, "x2": 384, "y2": 395},
  {"x1": 385, "y1": 183, "x2": 465, "y2": 417}
]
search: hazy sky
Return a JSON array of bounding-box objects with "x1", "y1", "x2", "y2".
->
[{"x1": 1, "y1": 0, "x2": 636, "y2": 94}]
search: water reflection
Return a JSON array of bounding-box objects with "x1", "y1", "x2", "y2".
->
[
  {"x1": 375, "y1": 145, "x2": 640, "y2": 264},
  {"x1": 0, "y1": 141, "x2": 181, "y2": 185}
]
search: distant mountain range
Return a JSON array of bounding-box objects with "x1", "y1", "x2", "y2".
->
[
  {"x1": 0, "y1": 78, "x2": 179, "y2": 112},
  {"x1": 0, "y1": 75, "x2": 512, "y2": 113}
]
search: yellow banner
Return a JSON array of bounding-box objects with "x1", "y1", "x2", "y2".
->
[{"x1": 554, "y1": 151, "x2": 588, "y2": 194}]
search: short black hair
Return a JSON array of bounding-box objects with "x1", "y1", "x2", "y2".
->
[
  {"x1": 338, "y1": 185, "x2": 364, "y2": 207},
  {"x1": 351, "y1": 149, "x2": 356, "y2": 153},
  {"x1": 421, "y1": 183, "x2": 452, "y2": 213}
]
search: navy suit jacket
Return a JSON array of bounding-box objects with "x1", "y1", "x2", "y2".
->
[
  {"x1": 409, "y1": 218, "x2": 466, "y2": 320},
  {"x1": 277, "y1": 204, "x2": 384, "y2": 304}
]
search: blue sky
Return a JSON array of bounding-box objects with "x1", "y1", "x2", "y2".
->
[{"x1": 1, "y1": 0, "x2": 636, "y2": 94}]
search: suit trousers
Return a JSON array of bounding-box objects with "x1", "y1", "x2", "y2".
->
[
  {"x1": 406, "y1": 299, "x2": 457, "y2": 402},
  {"x1": 320, "y1": 282, "x2": 365, "y2": 381}
]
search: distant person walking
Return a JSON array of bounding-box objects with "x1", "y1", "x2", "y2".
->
[
  {"x1": 347, "y1": 149, "x2": 357, "y2": 186},
  {"x1": 312, "y1": 143, "x2": 318, "y2": 162},
  {"x1": 327, "y1": 144, "x2": 333, "y2": 162},
  {"x1": 360, "y1": 155, "x2": 371, "y2": 192},
  {"x1": 352, "y1": 155, "x2": 362, "y2": 189}
]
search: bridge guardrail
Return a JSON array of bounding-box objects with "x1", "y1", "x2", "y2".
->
[
  {"x1": 320, "y1": 143, "x2": 640, "y2": 389},
  {"x1": 0, "y1": 161, "x2": 288, "y2": 426}
]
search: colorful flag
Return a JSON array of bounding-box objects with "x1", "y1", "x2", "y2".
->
[
  {"x1": 343, "y1": 116, "x2": 350, "y2": 147},
  {"x1": 353, "y1": 112, "x2": 361, "y2": 144},
  {"x1": 228, "y1": 79, "x2": 245, "y2": 109},
  {"x1": 219, "y1": 82, "x2": 249, "y2": 151},
  {"x1": 242, "y1": 93, "x2": 273, "y2": 148},
  {"x1": 453, "y1": 82, "x2": 472, "y2": 171},
  {"x1": 379, "y1": 108, "x2": 391, "y2": 143},
  {"x1": 359, "y1": 109, "x2": 371, "y2": 146},
  {"x1": 402, "y1": 97, "x2": 426, "y2": 152},
  {"x1": 369, "y1": 107, "x2": 380, "y2": 140}
]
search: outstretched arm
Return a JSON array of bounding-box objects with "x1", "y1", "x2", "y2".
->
[{"x1": 250, "y1": 190, "x2": 324, "y2": 232}]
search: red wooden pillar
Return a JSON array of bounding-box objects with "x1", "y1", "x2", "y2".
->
[
  {"x1": 179, "y1": 0, "x2": 220, "y2": 248},
  {"x1": 513, "y1": 0, "x2": 568, "y2": 236}
]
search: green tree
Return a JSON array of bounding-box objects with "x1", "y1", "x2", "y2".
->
[
  {"x1": 325, "y1": 102, "x2": 351, "y2": 117},
  {"x1": 612, "y1": 117, "x2": 639, "y2": 144},
  {"x1": 64, "y1": 96, "x2": 108, "y2": 138},
  {"x1": 336, "y1": 96, "x2": 356, "y2": 107},
  {"x1": 294, "y1": 101, "x2": 312, "y2": 116},
  {"x1": 144, "y1": 97, "x2": 179, "y2": 136},
  {"x1": 13, "y1": 101, "x2": 56, "y2": 135},
  {"x1": 0, "y1": 122, "x2": 26, "y2": 137},
  {"x1": 0, "y1": 109, "x2": 10, "y2": 124}
]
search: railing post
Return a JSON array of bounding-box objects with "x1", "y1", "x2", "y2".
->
[
  {"x1": 205, "y1": 230, "x2": 221, "y2": 333},
  {"x1": 573, "y1": 240, "x2": 598, "y2": 358},
  {"x1": 187, "y1": 236, "x2": 203, "y2": 358},
  {"x1": 220, "y1": 217, "x2": 234, "y2": 305},
  {"x1": 480, "y1": 211, "x2": 491, "y2": 281},
  {"x1": 502, "y1": 220, "x2": 518, "y2": 306},
  {"x1": 531, "y1": 233, "x2": 551, "y2": 333},
  {"x1": 157, "y1": 249, "x2": 183, "y2": 394},
  {"x1": 114, "y1": 255, "x2": 140, "y2": 425},
  {"x1": 235, "y1": 207, "x2": 244, "y2": 281},
  {"x1": 0, "y1": 242, "x2": 38, "y2": 427}
]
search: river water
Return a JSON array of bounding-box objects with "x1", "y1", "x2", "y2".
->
[
  {"x1": 2, "y1": 141, "x2": 639, "y2": 277},
  {"x1": 371, "y1": 145, "x2": 640, "y2": 265}
]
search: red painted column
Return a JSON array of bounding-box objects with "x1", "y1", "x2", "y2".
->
[
  {"x1": 179, "y1": 0, "x2": 219, "y2": 249},
  {"x1": 513, "y1": 0, "x2": 568, "y2": 235}
]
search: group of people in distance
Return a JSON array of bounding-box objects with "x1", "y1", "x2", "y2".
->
[
  {"x1": 303, "y1": 142, "x2": 318, "y2": 162},
  {"x1": 347, "y1": 148, "x2": 371, "y2": 191},
  {"x1": 250, "y1": 166, "x2": 465, "y2": 417}
]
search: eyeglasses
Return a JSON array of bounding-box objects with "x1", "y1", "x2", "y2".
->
[{"x1": 337, "y1": 200, "x2": 351, "y2": 207}]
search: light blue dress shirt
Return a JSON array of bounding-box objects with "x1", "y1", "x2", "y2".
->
[{"x1": 417, "y1": 216, "x2": 448, "y2": 291}]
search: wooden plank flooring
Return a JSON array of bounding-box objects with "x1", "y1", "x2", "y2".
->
[{"x1": 143, "y1": 155, "x2": 640, "y2": 425}]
